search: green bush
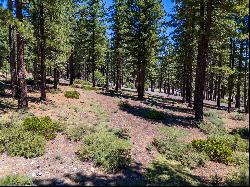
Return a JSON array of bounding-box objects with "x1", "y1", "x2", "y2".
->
[
  {"x1": 152, "y1": 127, "x2": 208, "y2": 168},
  {"x1": 153, "y1": 138, "x2": 208, "y2": 168},
  {"x1": 145, "y1": 156, "x2": 201, "y2": 186},
  {"x1": 204, "y1": 110, "x2": 224, "y2": 127},
  {"x1": 108, "y1": 128, "x2": 130, "y2": 140},
  {"x1": 78, "y1": 131, "x2": 131, "y2": 172},
  {"x1": 231, "y1": 152, "x2": 249, "y2": 166},
  {"x1": 208, "y1": 134, "x2": 249, "y2": 152},
  {"x1": 145, "y1": 109, "x2": 165, "y2": 120},
  {"x1": 118, "y1": 100, "x2": 131, "y2": 109},
  {"x1": 230, "y1": 128, "x2": 249, "y2": 139},
  {"x1": 0, "y1": 127, "x2": 46, "y2": 158},
  {"x1": 198, "y1": 121, "x2": 226, "y2": 135},
  {"x1": 0, "y1": 174, "x2": 33, "y2": 186},
  {"x1": 66, "y1": 126, "x2": 96, "y2": 141},
  {"x1": 225, "y1": 166, "x2": 249, "y2": 186},
  {"x1": 23, "y1": 116, "x2": 61, "y2": 140},
  {"x1": 192, "y1": 138, "x2": 233, "y2": 164},
  {"x1": 64, "y1": 90, "x2": 80, "y2": 99}
]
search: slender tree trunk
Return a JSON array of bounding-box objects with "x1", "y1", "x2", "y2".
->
[
  {"x1": 69, "y1": 53, "x2": 75, "y2": 85},
  {"x1": 16, "y1": 0, "x2": 28, "y2": 108},
  {"x1": 137, "y1": 62, "x2": 146, "y2": 99},
  {"x1": 106, "y1": 54, "x2": 109, "y2": 90},
  {"x1": 213, "y1": 78, "x2": 218, "y2": 101},
  {"x1": 53, "y1": 67, "x2": 59, "y2": 89},
  {"x1": 194, "y1": 0, "x2": 213, "y2": 120},
  {"x1": 8, "y1": 0, "x2": 17, "y2": 98},
  {"x1": 235, "y1": 41, "x2": 243, "y2": 108},
  {"x1": 243, "y1": 40, "x2": 248, "y2": 109},
  {"x1": 39, "y1": 2, "x2": 46, "y2": 100},
  {"x1": 228, "y1": 39, "x2": 235, "y2": 112}
]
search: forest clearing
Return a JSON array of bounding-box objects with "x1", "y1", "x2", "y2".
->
[{"x1": 0, "y1": 0, "x2": 249, "y2": 186}]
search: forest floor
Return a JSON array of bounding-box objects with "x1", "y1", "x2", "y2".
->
[{"x1": 0, "y1": 80, "x2": 249, "y2": 186}]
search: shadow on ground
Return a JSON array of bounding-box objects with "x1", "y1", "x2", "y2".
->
[
  {"x1": 33, "y1": 163, "x2": 146, "y2": 186},
  {"x1": 120, "y1": 104, "x2": 197, "y2": 128}
]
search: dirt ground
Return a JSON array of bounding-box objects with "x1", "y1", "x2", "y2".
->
[{"x1": 0, "y1": 83, "x2": 248, "y2": 186}]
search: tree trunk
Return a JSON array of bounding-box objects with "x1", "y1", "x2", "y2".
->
[
  {"x1": 69, "y1": 53, "x2": 75, "y2": 85},
  {"x1": 16, "y1": 0, "x2": 28, "y2": 108},
  {"x1": 243, "y1": 40, "x2": 248, "y2": 109},
  {"x1": 228, "y1": 39, "x2": 235, "y2": 112},
  {"x1": 53, "y1": 67, "x2": 59, "y2": 89},
  {"x1": 194, "y1": 0, "x2": 213, "y2": 120},
  {"x1": 39, "y1": 2, "x2": 46, "y2": 100},
  {"x1": 8, "y1": 0, "x2": 17, "y2": 98},
  {"x1": 137, "y1": 62, "x2": 146, "y2": 99},
  {"x1": 235, "y1": 41, "x2": 243, "y2": 108}
]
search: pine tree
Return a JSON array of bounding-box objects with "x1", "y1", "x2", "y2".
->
[{"x1": 126, "y1": 0, "x2": 164, "y2": 99}]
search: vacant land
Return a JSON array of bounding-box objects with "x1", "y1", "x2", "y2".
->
[{"x1": 0, "y1": 81, "x2": 249, "y2": 186}]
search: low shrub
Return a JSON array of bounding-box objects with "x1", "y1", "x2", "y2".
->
[
  {"x1": 225, "y1": 166, "x2": 249, "y2": 186},
  {"x1": 145, "y1": 156, "x2": 201, "y2": 186},
  {"x1": 118, "y1": 100, "x2": 131, "y2": 109},
  {"x1": 66, "y1": 126, "x2": 96, "y2": 141},
  {"x1": 231, "y1": 151, "x2": 249, "y2": 166},
  {"x1": 152, "y1": 127, "x2": 208, "y2": 168},
  {"x1": 204, "y1": 110, "x2": 224, "y2": 127},
  {"x1": 23, "y1": 116, "x2": 61, "y2": 140},
  {"x1": 64, "y1": 90, "x2": 80, "y2": 99},
  {"x1": 192, "y1": 137, "x2": 234, "y2": 164},
  {"x1": 82, "y1": 84, "x2": 98, "y2": 91},
  {"x1": 230, "y1": 128, "x2": 249, "y2": 139},
  {"x1": 108, "y1": 128, "x2": 130, "y2": 140},
  {"x1": 0, "y1": 127, "x2": 46, "y2": 158},
  {"x1": 230, "y1": 112, "x2": 247, "y2": 121},
  {"x1": 78, "y1": 131, "x2": 131, "y2": 172},
  {"x1": 208, "y1": 134, "x2": 249, "y2": 152},
  {"x1": 0, "y1": 174, "x2": 33, "y2": 186},
  {"x1": 145, "y1": 109, "x2": 165, "y2": 120},
  {"x1": 198, "y1": 121, "x2": 226, "y2": 135}
]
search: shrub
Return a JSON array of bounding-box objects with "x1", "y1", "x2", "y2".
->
[
  {"x1": 225, "y1": 166, "x2": 249, "y2": 186},
  {"x1": 230, "y1": 112, "x2": 247, "y2": 121},
  {"x1": 231, "y1": 152, "x2": 249, "y2": 166},
  {"x1": 64, "y1": 90, "x2": 80, "y2": 99},
  {"x1": 0, "y1": 127, "x2": 46, "y2": 158},
  {"x1": 66, "y1": 126, "x2": 96, "y2": 141},
  {"x1": 145, "y1": 156, "x2": 201, "y2": 186},
  {"x1": 198, "y1": 121, "x2": 226, "y2": 135},
  {"x1": 108, "y1": 128, "x2": 130, "y2": 140},
  {"x1": 0, "y1": 88, "x2": 5, "y2": 96},
  {"x1": 23, "y1": 116, "x2": 61, "y2": 140},
  {"x1": 152, "y1": 127, "x2": 208, "y2": 168},
  {"x1": 0, "y1": 174, "x2": 33, "y2": 186},
  {"x1": 204, "y1": 110, "x2": 224, "y2": 127},
  {"x1": 78, "y1": 131, "x2": 131, "y2": 172},
  {"x1": 145, "y1": 109, "x2": 165, "y2": 120},
  {"x1": 230, "y1": 128, "x2": 249, "y2": 139},
  {"x1": 118, "y1": 100, "x2": 131, "y2": 109},
  {"x1": 192, "y1": 138, "x2": 234, "y2": 164},
  {"x1": 208, "y1": 134, "x2": 249, "y2": 152}
]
